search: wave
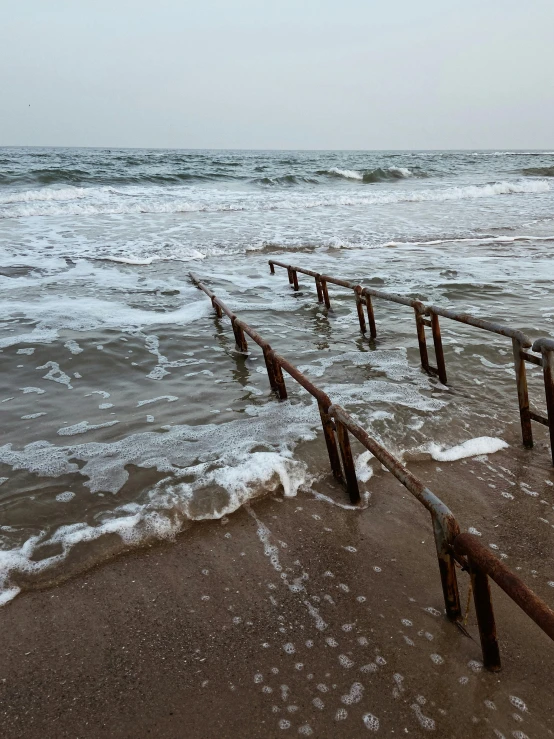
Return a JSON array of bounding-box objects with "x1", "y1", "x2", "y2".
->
[
  {"x1": 0, "y1": 400, "x2": 317, "y2": 604},
  {"x1": 471, "y1": 151, "x2": 554, "y2": 157},
  {"x1": 382, "y1": 234, "x2": 554, "y2": 247},
  {"x1": 252, "y1": 174, "x2": 320, "y2": 186},
  {"x1": 522, "y1": 167, "x2": 554, "y2": 177},
  {"x1": 362, "y1": 167, "x2": 415, "y2": 182},
  {"x1": 0, "y1": 169, "x2": 240, "y2": 188},
  {"x1": 0, "y1": 179, "x2": 549, "y2": 219},
  {"x1": 319, "y1": 166, "x2": 422, "y2": 182},
  {"x1": 321, "y1": 168, "x2": 363, "y2": 180}
]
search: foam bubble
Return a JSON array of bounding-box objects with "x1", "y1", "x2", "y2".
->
[
  {"x1": 362, "y1": 713, "x2": 380, "y2": 732},
  {"x1": 137, "y1": 396, "x2": 178, "y2": 407},
  {"x1": 37, "y1": 361, "x2": 73, "y2": 389},
  {"x1": 57, "y1": 420, "x2": 120, "y2": 436}
]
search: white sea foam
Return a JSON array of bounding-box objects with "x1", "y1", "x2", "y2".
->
[
  {"x1": 383, "y1": 234, "x2": 554, "y2": 248},
  {"x1": 0, "y1": 186, "x2": 92, "y2": 204},
  {"x1": 424, "y1": 437, "x2": 508, "y2": 462},
  {"x1": 1, "y1": 179, "x2": 548, "y2": 219},
  {"x1": 0, "y1": 400, "x2": 319, "y2": 603},
  {"x1": 57, "y1": 420, "x2": 120, "y2": 436},
  {"x1": 137, "y1": 395, "x2": 178, "y2": 407},
  {"x1": 389, "y1": 167, "x2": 412, "y2": 177},
  {"x1": 0, "y1": 295, "x2": 212, "y2": 347},
  {"x1": 329, "y1": 168, "x2": 364, "y2": 180}
]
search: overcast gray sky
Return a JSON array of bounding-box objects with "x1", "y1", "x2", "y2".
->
[{"x1": 1, "y1": 0, "x2": 553, "y2": 149}]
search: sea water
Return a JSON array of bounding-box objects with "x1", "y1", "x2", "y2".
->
[{"x1": 1, "y1": 147, "x2": 554, "y2": 603}]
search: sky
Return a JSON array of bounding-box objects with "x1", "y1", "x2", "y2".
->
[{"x1": 1, "y1": 0, "x2": 553, "y2": 150}]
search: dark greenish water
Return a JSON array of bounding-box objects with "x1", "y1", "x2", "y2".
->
[{"x1": 1, "y1": 147, "x2": 554, "y2": 604}]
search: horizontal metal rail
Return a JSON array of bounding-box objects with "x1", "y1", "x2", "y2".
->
[
  {"x1": 190, "y1": 272, "x2": 554, "y2": 671},
  {"x1": 268, "y1": 259, "x2": 554, "y2": 465}
]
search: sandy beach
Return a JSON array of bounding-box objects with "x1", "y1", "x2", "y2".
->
[{"x1": 2, "y1": 439, "x2": 553, "y2": 738}]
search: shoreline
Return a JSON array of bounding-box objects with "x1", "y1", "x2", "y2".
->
[{"x1": 2, "y1": 445, "x2": 553, "y2": 738}]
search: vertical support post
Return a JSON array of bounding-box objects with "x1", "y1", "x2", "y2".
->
[
  {"x1": 231, "y1": 318, "x2": 248, "y2": 352},
  {"x1": 291, "y1": 269, "x2": 299, "y2": 291},
  {"x1": 512, "y1": 338, "x2": 533, "y2": 449},
  {"x1": 315, "y1": 276, "x2": 324, "y2": 303},
  {"x1": 318, "y1": 402, "x2": 343, "y2": 482},
  {"x1": 262, "y1": 346, "x2": 278, "y2": 393},
  {"x1": 469, "y1": 560, "x2": 501, "y2": 671},
  {"x1": 335, "y1": 421, "x2": 361, "y2": 504},
  {"x1": 430, "y1": 312, "x2": 448, "y2": 384},
  {"x1": 432, "y1": 516, "x2": 461, "y2": 622},
  {"x1": 287, "y1": 266, "x2": 294, "y2": 285},
  {"x1": 271, "y1": 355, "x2": 288, "y2": 400},
  {"x1": 540, "y1": 346, "x2": 554, "y2": 465},
  {"x1": 211, "y1": 297, "x2": 223, "y2": 319},
  {"x1": 269, "y1": 262, "x2": 275, "y2": 274},
  {"x1": 320, "y1": 280, "x2": 331, "y2": 309},
  {"x1": 354, "y1": 287, "x2": 366, "y2": 334},
  {"x1": 414, "y1": 308, "x2": 430, "y2": 372},
  {"x1": 364, "y1": 293, "x2": 377, "y2": 339}
]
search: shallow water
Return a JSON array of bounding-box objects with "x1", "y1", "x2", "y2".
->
[{"x1": 1, "y1": 147, "x2": 554, "y2": 603}]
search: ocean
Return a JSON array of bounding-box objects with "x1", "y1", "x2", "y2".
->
[{"x1": 1, "y1": 147, "x2": 554, "y2": 605}]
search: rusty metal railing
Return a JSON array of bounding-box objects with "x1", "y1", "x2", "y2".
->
[
  {"x1": 453, "y1": 533, "x2": 554, "y2": 671},
  {"x1": 190, "y1": 271, "x2": 554, "y2": 671},
  {"x1": 268, "y1": 259, "x2": 554, "y2": 465}
]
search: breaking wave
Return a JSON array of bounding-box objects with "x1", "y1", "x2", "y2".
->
[
  {"x1": 319, "y1": 166, "x2": 422, "y2": 182},
  {"x1": 0, "y1": 179, "x2": 549, "y2": 219}
]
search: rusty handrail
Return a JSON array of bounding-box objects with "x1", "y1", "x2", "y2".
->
[
  {"x1": 453, "y1": 533, "x2": 554, "y2": 670},
  {"x1": 190, "y1": 271, "x2": 554, "y2": 670},
  {"x1": 330, "y1": 404, "x2": 461, "y2": 620},
  {"x1": 268, "y1": 258, "x2": 554, "y2": 466}
]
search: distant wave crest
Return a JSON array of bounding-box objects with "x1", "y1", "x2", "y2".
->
[
  {"x1": 251, "y1": 174, "x2": 319, "y2": 186},
  {"x1": 319, "y1": 166, "x2": 422, "y2": 182},
  {"x1": 0, "y1": 169, "x2": 238, "y2": 187}
]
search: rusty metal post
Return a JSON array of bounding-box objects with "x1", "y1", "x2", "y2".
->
[
  {"x1": 320, "y1": 279, "x2": 331, "y2": 309},
  {"x1": 262, "y1": 346, "x2": 278, "y2": 393},
  {"x1": 271, "y1": 354, "x2": 288, "y2": 400},
  {"x1": 432, "y1": 515, "x2": 462, "y2": 622},
  {"x1": 231, "y1": 318, "x2": 248, "y2": 352},
  {"x1": 318, "y1": 402, "x2": 343, "y2": 482},
  {"x1": 469, "y1": 561, "x2": 502, "y2": 671},
  {"x1": 335, "y1": 420, "x2": 361, "y2": 504},
  {"x1": 287, "y1": 266, "x2": 294, "y2": 285},
  {"x1": 540, "y1": 345, "x2": 554, "y2": 465},
  {"x1": 211, "y1": 297, "x2": 223, "y2": 319},
  {"x1": 365, "y1": 294, "x2": 377, "y2": 339},
  {"x1": 269, "y1": 262, "x2": 275, "y2": 274},
  {"x1": 290, "y1": 269, "x2": 299, "y2": 291},
  {"x1": 414, "y1": 308, "x2": 430, "y2": 372},
  {"x1": 354, "y1": 287, "x2": 367, "y2": 334},
  {"x1": 512, "y1": 338, "x2": 533, "y2": 449},
  {"x1": 315, "y1": 276, "x2": 324, "y2": 304},
  {"x1": 430, "y1": 312, "x2": 447, "y2": 384}
]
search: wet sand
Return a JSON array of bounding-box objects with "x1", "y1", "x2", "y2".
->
[{"x1": 1, "y1": 442, "x2": 553, "y2": 738}]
